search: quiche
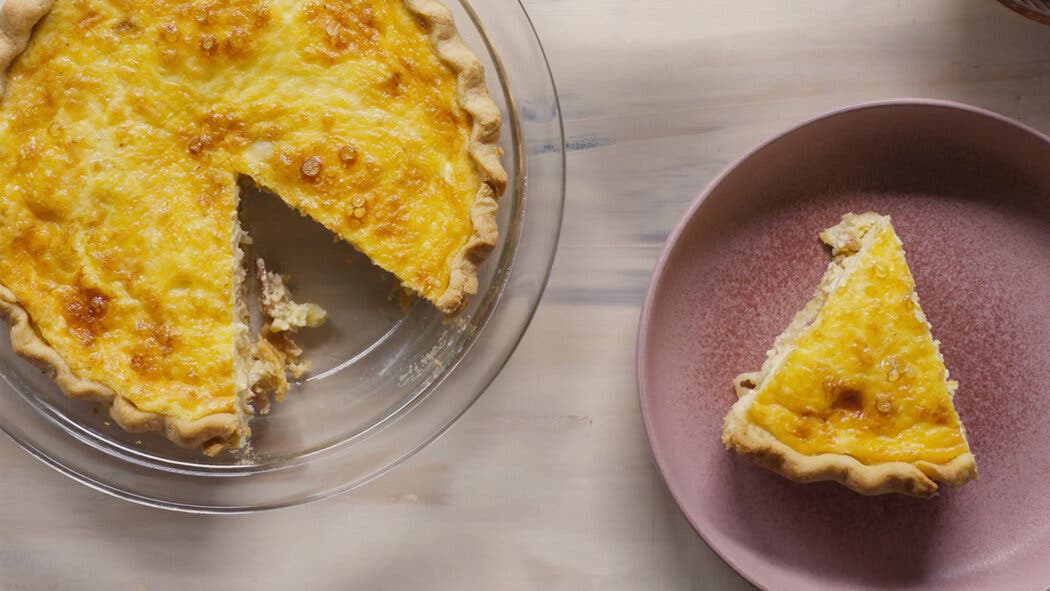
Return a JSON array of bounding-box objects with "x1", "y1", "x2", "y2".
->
[
  {"x1": 722, "y1": 213, "x2": 977, "y2": 497},
  {"x1": 0, "y1": 0, "x2": 506, "y2": 454}
]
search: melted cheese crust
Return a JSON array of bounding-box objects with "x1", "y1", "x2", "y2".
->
[
  {"x1": 0, "y1": 0, "x2": 478, "y2": 421},
  {"x1": 747, "y1": 224, "x2": 969, "y2": 465}
]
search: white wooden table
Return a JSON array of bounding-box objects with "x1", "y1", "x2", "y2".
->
[{"x1": 2, "y1": 2, "x2": 1048, "y2": 589}]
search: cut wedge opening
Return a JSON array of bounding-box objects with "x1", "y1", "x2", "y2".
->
[{"x1": 227, "y1": 193, "x2": 328, "y2": 455}]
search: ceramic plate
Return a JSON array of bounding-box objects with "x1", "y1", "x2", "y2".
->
[{"x1": 637, "y1": 100, "x2": 1050, "y2": 590}]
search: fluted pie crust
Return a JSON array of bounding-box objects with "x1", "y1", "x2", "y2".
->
[
  {"x1": 722, "y1": 213, "x2": 976, "y2": 497},
  {"x1": 0, "y1": 0, "x2": 506, "y2": 454}
]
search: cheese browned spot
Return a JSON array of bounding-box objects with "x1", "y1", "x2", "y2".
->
[{"x1": 62, "y1": 287, "x2": 110, "y2": 346}]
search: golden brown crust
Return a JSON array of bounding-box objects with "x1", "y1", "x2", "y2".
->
[
  {"x1": 723, "y1": 390, "x2": 977, "y2": 498},
  {"x1": 0, "y1": 286, "x2": 240, "y2": 454},
  {"x1": 404, "y1": 0, "x2": 507, "y2": 314}
]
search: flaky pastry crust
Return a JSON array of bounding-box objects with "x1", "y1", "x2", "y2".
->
[
  {"x1": 724, "y1": 386, "x2": 977, "y2": 497},
  {"x1": 0, "y1": 285, "x2": 240, "y2": 454},
  {"x1": 0, "y1": 0, "x2": 51, "y2": 98},
  {"x1": 404, "y1": 0, "x2": 507, "y2": 314},
  {"x1": 1, "y1": 0, "x2": 503, "y2": 452}
]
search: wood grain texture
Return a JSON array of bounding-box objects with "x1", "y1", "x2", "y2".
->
[{"x1": 2, "y1": 1, "x2": 1049, "y2": 589}]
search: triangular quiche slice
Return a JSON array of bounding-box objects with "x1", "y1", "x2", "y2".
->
[
  {"x1": 0, "y1": 0, "x2": 506, "y2": 454},
  {"x1": 722, "y1": 213, "x2": 977, "y2": 497}
]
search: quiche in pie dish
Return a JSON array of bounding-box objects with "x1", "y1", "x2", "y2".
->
[
  {"x1": 0, "y1": 0, "x2": 506, "y2": 454},
  {"x1": 722, "y1": 213, "x2": 977, "y2": 497}
]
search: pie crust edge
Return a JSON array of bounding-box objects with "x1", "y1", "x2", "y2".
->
[
  {"x1": 0, "y1": 284, "x2": 241, "y2": 453},
  {"x1": 0, "y1": 0, "x2": 507, "y2": 452},
  {"x1": 723, "y1": 384, "x2": 978, "y2": 498},
  {"x1": 406, "y1": 0, "x2": 509, "y2": 314},
  {"x1": 720, "y1": 213, "x2": 978, "y2": 498}
]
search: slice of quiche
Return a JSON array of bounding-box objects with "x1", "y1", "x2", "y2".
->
[
  {"x1": 722, "y1": 213, "x2": 976, "y2": 497},
  {"x1": 0, "y1": 0, "x2": 506, "y2": 454}
]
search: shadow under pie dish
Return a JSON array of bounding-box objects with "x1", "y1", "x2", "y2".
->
[{"x1": 0, "y1": 0, "x2": 507, "y2": 455}]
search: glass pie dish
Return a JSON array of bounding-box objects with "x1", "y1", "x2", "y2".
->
[{"x1": 0, "y1": 0, "x2": 564, "y2": 513}]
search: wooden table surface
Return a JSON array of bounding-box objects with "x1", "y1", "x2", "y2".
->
[{"x1": 2, "y1": 1, "x2": 1048, "y2": 589}]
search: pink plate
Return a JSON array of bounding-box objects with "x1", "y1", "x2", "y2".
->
[{"x1": 637, "y1": 100, "x2": 1050, "y2": 590}]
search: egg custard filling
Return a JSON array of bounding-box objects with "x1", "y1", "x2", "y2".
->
[
  {"x1": 0, "y1": 0, "x2": 506, "y2": 454},
  {"x1": 722, "y1": 213, "x2": 976, "y2": 497}
]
